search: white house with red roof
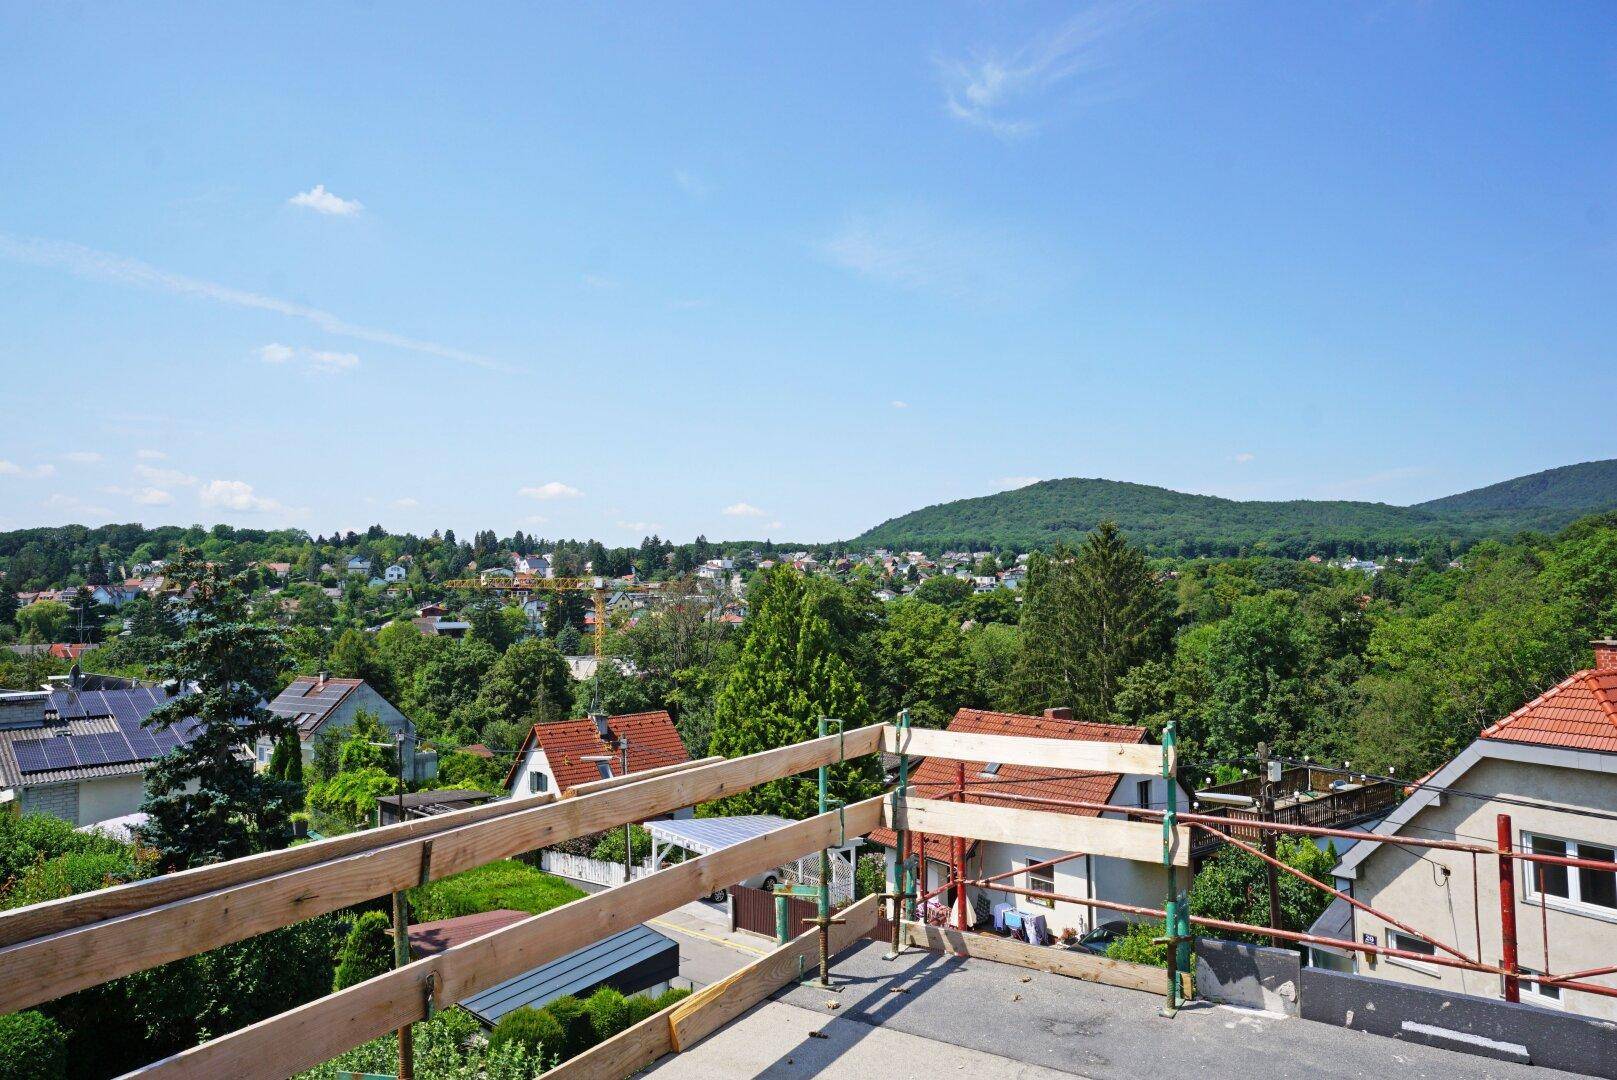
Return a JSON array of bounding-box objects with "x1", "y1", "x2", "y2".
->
[
  {"x1": 1333, "y1": 639, "x2": 1617, "y2": 1019},
  {"x1": 503, "y1": 710, "x2": 693, "y2": 817},
  {"x1": 870, "y1": 706, "x2": 1185, "y2": 940}
]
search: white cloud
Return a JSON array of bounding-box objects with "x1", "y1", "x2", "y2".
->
[
  {"x1": 136, "y1": 464, "x2": 198, "y2": 487},
  {"x1": 673, "y1": 170, "x2": 708, "y2": 197},
  {"x1": 580, "y1": 273, "x2": 617, "y2": 290},
  {"x1": 0, "y1": 234, "x2": 502, "y2": 370},
  {"x1": 257, "y1": 343, "x2": 360, "y2": 374},
  {"x1": 723, "y1": 502, "x2": 769, "y2": 518},
  {"x1": 33, "y1": 464, "x2": 56, "y2": 478},
  {"x1": 137, "y1": 448, "x2": 167, "y2": 460},
  {"x1": 2, "y1": 460, "x2": 58, "y2": 478},
  {"x1": 891, "y1": 400, "x2": 910, "y2": 409},
  {"x1": 939, "y1": 3, "x2": 1144, "y2": 138},
  {"x1": 393, "y1": 497, "x2": 420, "y2": 509},
  {"x1": 997, "y1": 476, "x2": 1041, "y2": 490},
  {"x1": 667, "y1": 298, "x2": 710, "y2": 312},
  {"x1": 1233, "y1": 452, "x2": 1255, "y2": 464},
  {"x1": 199, "y1": 478, "x2": 296, "y2": 515},
  {"x1": 522, "y1": 514, "x2": 549, "y2": 525},
  {"x1": 616, "y1": 520, "x2": 659, "y2": 532},
  {"x1": 105, "y1": 484, "x2": 174, "y2": 506},
  {"x1": 519, "y1": 482, "x2": 584, "y2": 500},
  {"x1": 819, "y1": 205, "x2": 1048, "y2": 304},
  {"x1": 44, "y1": 493, "x2": 111, "y2": 516},
  {"x1": 64, "y1": 451, "x2": 102, "y2": 464},
  {"x1": 288, "y1": 184, "x2": 363, "y2": 216},
  {"x1": 766, "y1": 520, "x2": 785, "y2": 531}
]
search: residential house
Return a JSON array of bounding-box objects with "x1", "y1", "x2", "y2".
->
[
  {"x1": 411, "y1": 615, "x2": 470, "y2": 639},
  {"x1": 516, "y1": 553, "x2": 553, "y2": 578},
  {"x1": 1329, "y1": 639, "x2": 1617, "y2": 1019},
  {"x1": 262, "y1": 562, "x2": 292, "y2": 579},
  {"x1": 871, "y1": 707, "x2": 1187, "y2": 938},
  {"x1": 384, "y1": 563, "x2": 408, "y2": 584},
  {"x1": 504, "y1": 711, "x2": 690, "y2": 810},
  {"x1": 345, "y1": 556, "x2": 372, "y2": 576},
  {"x1": 376, "y1": 788, "x2": 496, "y2": 827},
  {"x1": 0, "y1": 682, "x2": 199, "y2": 827},
  {"x1": 264, "y1": 674, "x2": 424, "y2": 780}
]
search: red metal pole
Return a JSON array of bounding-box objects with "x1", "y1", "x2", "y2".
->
[
  {"x1": 954, "y1": 762, "x2": 969, "y2": 930},
  {"x1": 1498, "y1": 813, "x2": 1520, "y2": 1003}
]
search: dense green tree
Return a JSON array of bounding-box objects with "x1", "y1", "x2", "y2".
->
[
  {"x1": 706, "y1": 569, "x2": 879, "y2": 818},
  {"x1": 332, "y1": 911, "x2": 394, "y2": 992},
  {"x1": 1190, "y1": 837, "x2": 1338, "y2": 945},
  {"x1": 15, "y1": 600, "x2": 70, "y2": 643},
  {"x1": 872, "y1": 597, "x2": 979, "y2": 729},
  {"x1": 138, "y1": 550, "x2": 302, "y2": 869},
  {"x1": 326, "y1": 628, "x2": 393, "y2": 698}
]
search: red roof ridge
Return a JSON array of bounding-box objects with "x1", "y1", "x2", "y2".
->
[{"x1": 1478, "y1": 667, "x2": 1617, "y2": 754}]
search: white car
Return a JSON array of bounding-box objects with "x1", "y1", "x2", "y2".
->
[{"x1": 707, "y1": 867, "x2": 785, "y2": 903}]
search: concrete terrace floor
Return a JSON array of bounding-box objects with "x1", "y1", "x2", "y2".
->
[{"x1": 645, "y1": 939, "x2": 1590, "y2": 1080}]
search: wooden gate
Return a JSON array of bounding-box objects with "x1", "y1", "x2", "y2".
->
[{"x1": 731, "y1": 884, "x2": 892, "y2": 942}]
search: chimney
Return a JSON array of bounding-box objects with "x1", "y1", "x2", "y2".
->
[
  {"x1": 1043, "y1": 707, "x2": 1074, "y2": 722},
  {"x1": 1594, "y1": 641, "x2": 1617, "y2": 672},
  {"x1": 591, "y1": 713, "x2": 611, "y2": 739},
  {"x1": 315, "y1": 671, "x2": 328, "y2": 691}
]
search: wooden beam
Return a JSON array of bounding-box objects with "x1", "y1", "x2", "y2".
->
[
  {"x1": 128, "y1": 798, "x2": 885, "y2": 1080},
  {"x1": 883, "y1": 724, "x2": 1164, "y2": 777},
  {"x1": 887, "y1": 797, "x2": 1188, "y2": 867},
  {"x1": 0, "y1": 793, "x2": 555, "y2": 950},
  {"x1": 561, "y1": 756, "x2": 723, "y2": 799},
  {"x1": 903, "y1": 921, "x2": 1167, "y2": 994},
  {"x1": 0, "y1": 723, "x2": 885, "y2": 1016},
  {"x1": 668, "y1": 893, "x2": 880, "y2": 1052}
]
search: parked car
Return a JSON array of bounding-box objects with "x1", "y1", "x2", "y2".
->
[
  {"x1": 707, "y1": 867, "x2": 783, "y2": 904},
  {"x1": 1075, "y1": 919, "x2": 1134, "y2": 955}
]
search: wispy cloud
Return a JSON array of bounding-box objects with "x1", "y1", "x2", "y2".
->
[
  {"x1": 136, "y1": 464, "x2": 198, "y2": 487},
  {"x1": 891, "y1": 400, "x2": 910, "y2": 410},
  {"x1": 581, "y1": 273, "x2": 618, "y2": 290},
  {"x1": 996, "y1": 476, "x2": 1041, "y2": 490},
  {"x1": 199, "y1": 478, "x2": 301, "y2": 516},
  {"x1": 939, "y1": 2, "x2": 1146, "y2": 138},
  {"x1": 393, "y1": 497, "x2": 420, "y2": 509},
  {"x1": 137, "y1": 449, "x2": 168, "y2": 460},
  {"x1": 723, "y1": 502, "x2": 769, "y2": 518},
  {"x1": 616, "y1": 520, "x2": 659, "y2": 532},
  {"x1": 288, "y1": 184, "x2": 363, "y2": 216},
  {"x1": 257, "y1": 342, "x2": 360, "y2": 374},
  {"x1": 519, "y1": 482, "x2": 584, "y2": 501},
  {"x1": 45, "y1": 493, "x2": 111, "y2": 517},
  {"x1": 104, "y1": 484, "x2": 174, "y2": 506},
  {"x1": 0, "y1": 234, "x2": 503, "y2": 370},
  {"x1": 0, "y1": 461, "x2": 56, "y2": 478},
  {"x1": 1233, "y1": 452, "x2": 1255, "y2": 464},
  {"x1": 819, "y1": 205, "x2": 1050, "y2": 304},
  {"x1": 64, "y1": 451, "x2": 103, "y2": 464}
]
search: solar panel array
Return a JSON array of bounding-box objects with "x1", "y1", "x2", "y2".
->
[{"x1": 16, "y1": 688, "x2": 193, "y2": 775}]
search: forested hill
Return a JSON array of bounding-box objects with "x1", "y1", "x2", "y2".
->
[{"x1": 852, "y1": 460, "x2": 1617, "y2": 558}]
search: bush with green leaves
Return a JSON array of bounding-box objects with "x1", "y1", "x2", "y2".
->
[
  {"x1": 1104, "y1": 921, "x2": 1169, "y2": 967},
  {"x1": 583, "y1": 986, "x2": 631, "y2": 1041},
  {"x1": 297, "y1": 1007, "x2": 538, "y2": 1080},
  {"x1": 333, "y1": 910, "x2": 394, "y2": 991},
  {"x1": 0, "y1": 811, "x2": 128, "y2": 890},
  {"x1": 4, "y1": 849, "x2": 149, "y2": 909},
  {"x1": 1189, "y1": 836, "x2": 1338, "y2": 944},
  {"x1": 589, "y1": 824, "x2": 651, "y2": 864},
  {"x1": 0, "y1": 1009, "x2": 68, "y2": 1080},
  {"x1": 488, "y1": 1005, "x2": 562, "y2": 1065},
  {"x1": 307, "y1": 766, "x2": 398, "y2": 826}
]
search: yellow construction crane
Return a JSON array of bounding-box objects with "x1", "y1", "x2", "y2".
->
[{"x1": 443, "y1": 573, "x2": 661, "y2": 658}]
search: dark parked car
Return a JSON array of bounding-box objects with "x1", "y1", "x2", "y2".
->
[{"x1": 1075, "y1": 920, "x2": 1134, "y2": 955}]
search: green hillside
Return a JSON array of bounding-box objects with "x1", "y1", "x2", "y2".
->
[{"x1": 852, "y1": 460, "x2": 1617, "y2": 558}]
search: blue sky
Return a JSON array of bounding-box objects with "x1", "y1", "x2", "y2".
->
[{"x1": 1, "y1": 3, "x2": 1612, "y2": 543}]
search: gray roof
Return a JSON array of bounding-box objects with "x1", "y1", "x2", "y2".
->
[
  {"x1": 459, "y1": 924, "x2": 677, "y2": 1025},
  {"x1": 0, "y1": 685, "x2": 196, "y2": 788},
  {"x1": 1306, "y1": 897, "x2": 1352, "y2": 955},
  {"x1": 266, "y1": 677, "x2": 363, "y2": 736}
]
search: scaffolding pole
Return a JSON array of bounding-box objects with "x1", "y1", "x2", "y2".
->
[
  {"x1": 887, "y1": 710, "x2": 911, "y2": 960},
  {"x1": 1499, "y1": 813, "x2": 1520, "y2": 1003},
  {"x1": 812, "y1": 716, "x2": 844, "y2": 990},
  {"x1": 1161, "y1": 719, "x2": 1184, "y2": 1016}
]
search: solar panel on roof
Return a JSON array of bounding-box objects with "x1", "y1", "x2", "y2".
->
[
  {"x1": 72, "y1": 737, "x2": 109, "y2": 767},
  {"x1": 40, "y1": 737, "x2": 78, "y2": 770},
  {"x1": 152, "y1": 730, "x2": 182, "y2": 753},
  {"x1": 98, "y1": 731, "x2": 137, "y2": 765},
  {"x1": 126, "y1": 731, "x2": 160, "y2": 759},
  {"x1": 13, "y1": 740, "x2": 50, "y2": 773},
  {"x1": 110, "y1": 695, "x2": 144, "y2": 729},
  {"x1": 52, "y1": 693, "x2": 86, "y2": 720}
]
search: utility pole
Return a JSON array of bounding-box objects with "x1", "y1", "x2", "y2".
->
[{"x1": 1258, "y1": 743, "x2": 1282, "y2": 948}]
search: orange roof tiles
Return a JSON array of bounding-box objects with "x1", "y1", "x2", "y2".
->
[
  {"x1": 1480, "y1": 668, "x2": 1617, "y2": 755},
  {"x1": 504, "y1": 710, "x2": 690, "y2": 793},
  {"x1": 869, "y1": 708, "x2": 1149, "y2": 851}
]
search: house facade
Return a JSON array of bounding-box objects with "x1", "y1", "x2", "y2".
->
[
  {"x1": 263, "y1": 675, "x2": 423, "y2": 780},
  {"x1": 1332, "y1": 640, "x2": 1617, "y2": 1019},
  {"x1": 0, "y1": 683, "x2": 199, "y2": 827},
  {"x1": 871, "y1": 707, "x2": 1186, "y2": 938},
  {"x1": 504, "y1": 710, "x2": 691, "y2": 816}
]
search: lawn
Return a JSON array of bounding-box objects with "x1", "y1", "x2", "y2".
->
[{"x1": 408, "y1": 859, "x2": 585, "y2": 922}]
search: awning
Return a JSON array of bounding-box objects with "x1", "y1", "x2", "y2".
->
[{"x1": 643, "y1": 814, "x2": 796, "y2": 857}]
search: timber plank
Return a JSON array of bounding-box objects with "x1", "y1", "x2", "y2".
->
[
  {"x1": 0, "y1": 724, "x2": 885, "y2": 1016},
  {"x1": 668, "y1": 893, "x2": 881, "y2": 1052},
  {"x1": 883, "y1": 724, "x2": 1164, "y2": 777},
  {"x1": 903, "y1": 921, "x2": 1164, "y2": 994},
  {"x1": 887, "y1": 797, "x2": 1188, "y2": 867},
  {"x1": 562, "y1": 756, "x2": 723, "y2": 799},
  {"x1": 543, "y1": 1008, "x2": 674, "y2": 1080},
  {"x1": 127, "y1": 798, "x2": 884, "y2": 1080}
]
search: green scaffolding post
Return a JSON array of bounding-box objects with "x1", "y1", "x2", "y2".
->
[
  {"x1": 885, "y1": 709, "x2": 912, "y2": 959},
  {"x1": 1161, "y1": 719, "x2": 1182, "y2": 1017},
  {"x1": 814, "y1": 716, "x2": 845, "y2": 990}
]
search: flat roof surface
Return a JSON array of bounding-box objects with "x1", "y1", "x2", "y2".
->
[
  {"x1": 647, "y1": 939, "x2": 1584, "y2": 1080},
  {"x1": 459, "y1": 923, "x2": 677, "y2": 1026},
  {"x1": 644, "y1": 815, "x2": 794, "y2": 855}
]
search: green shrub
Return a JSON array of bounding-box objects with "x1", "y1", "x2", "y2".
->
[
  {"x1": 590, "y1": 824, "x2": 651, "y2": 864},
  {"x1": 1105, "y1": 922, "x2": 1168, "y2": 968},
  {"x1": 5, "y1": 850, "x2": 142, "y2": 908},
  {"x1": 652, "y1": 987, "x2": 691, "y2": 1010},
  {"x1": 625, "y1": 994, "x2": 661, "y2": 1027},
  {"x1": 489, "y1": 1005, "x2": 563, "y2": 1063},
  {"x1": 0, "y1": 1009, "x2": 68, "y2": 1079},
  {"x1": 0, "y1": 811, "x2": 127, "y2": 887},
  {"x1": 583, "y1": 986, "x2": 631, "y2": 1041},
  {"x1": 540, "y1": 995, "x2": 596, "y2": 1061},
  {"x1": 855, "y1": 852, "x2": 885, "y2": 898},
  {"x1": 308, "y1": 767, "x2": 398, "y2": 826},
  {"x1": 297, "y1": 1007, "x2": 538, "y2": 1080},
  {"x1": 333, "y1": 911, "x2": 394, "y2": 991}
]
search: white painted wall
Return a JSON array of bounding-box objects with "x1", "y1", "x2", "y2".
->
[
  {"x1": 77, "y1": 774, "x2": 146, "y2": 826},
  {"x1": 507, "y1": 744, "x2": 557, "y2": 798}
]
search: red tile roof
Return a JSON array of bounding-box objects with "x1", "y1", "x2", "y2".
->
[
  {"x1": 504, "y1": 710, "x2": 689, "y2": 793},
  {"x1": 409, "y1": 909, "x2": 528, "y2": 958},
  {"x1": 1480, "y1": 668, "x2": 1617, "y2": 755},
  {"x1": 868, "y1": 708, "x2": 1149, "y2": 853}
]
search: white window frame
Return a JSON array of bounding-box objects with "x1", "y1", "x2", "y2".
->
[
  {"x1": 1521, "y1": 830, "x2": 1617, "y2": 922},
  {"x1": 1385, "y1": 929, "x2": 1441, "y2": 976},
  {"x1": 1516, "y1": 966, "x2": 1564, "y2": 1009},
  {"x1": 1023, "y1": 859, "x2": 1054, "y2": 909},
  {"x1": 529, "y1": 771, "x2": 548, "y2": 793}
]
